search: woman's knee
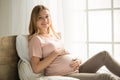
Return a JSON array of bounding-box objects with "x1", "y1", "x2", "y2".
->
[{"x1": 98, "y1": 51, "x2": 110, "y2": 57}]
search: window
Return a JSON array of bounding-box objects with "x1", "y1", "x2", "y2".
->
[{"x1": 61, "y1": 0, "x2": 120, "y2": 62}]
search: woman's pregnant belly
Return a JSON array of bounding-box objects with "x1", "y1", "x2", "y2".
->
[{"x1": 45, "y1": 54, "x2": 75, "y2": 76}]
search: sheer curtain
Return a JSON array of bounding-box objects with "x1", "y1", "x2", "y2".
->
[
  {"x1": 61, "y1": 0, "x2": 87, "y2": 60},
  {"x1": 0, "y1": 0, "x2": 33, "y2": 36}
]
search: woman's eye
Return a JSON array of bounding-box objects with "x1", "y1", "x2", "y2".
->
[
  {"x1": 38, "y1": 15, "x2": 50, "y2": 20},
  {"x1": 46, "y1": 15, "x2": 49, "y2": 18},
  {"x1": 38, "y1": 17, "x2": 42, "y2": 19},
  {"x1": 46, "y1": 16, "x2": 48, "y2": 18}
]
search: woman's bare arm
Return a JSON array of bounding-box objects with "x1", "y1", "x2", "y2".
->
[
  {"x1": 30, "y1": 52, "x2": 58, "y2": 74},
  {"x1": 30, "y1": 48, "x2": 65, "y2": 74}
]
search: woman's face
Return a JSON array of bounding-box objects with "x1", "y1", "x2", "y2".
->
[{"x1": 36, "y1": 10, "x2": 51, "y2": 33}]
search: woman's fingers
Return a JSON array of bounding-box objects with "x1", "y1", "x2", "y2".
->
[
  {"x1": 54, "y1": 48, "x2": 66, "y2": 56},
  {"x1": 70, "y1": 59, "x2": 81, "y2": 70}
]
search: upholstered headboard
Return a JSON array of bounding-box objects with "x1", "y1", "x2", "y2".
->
[{"x1": 0, "y1": 35, "x2": 20, "y2": 80}]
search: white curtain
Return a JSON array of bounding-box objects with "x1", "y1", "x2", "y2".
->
[
  {"x1": 59, "y1": 0, "x2": 87, "y2": 60},
  {"x1": 0, "y1": 0, "x2": 41, "y2": 36}
]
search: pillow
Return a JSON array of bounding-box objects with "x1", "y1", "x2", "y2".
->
[
  {"x1": 16, "y1": 35, "x2": 29, "y2": 62},
  {"x1": 18, "y1": 59, "x2": 43, "y2": 80},
  {"x1": 37, "y1": 76, "x2": 80, "y2": 80}
]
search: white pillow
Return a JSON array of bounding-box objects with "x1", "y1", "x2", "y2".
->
[
  {"x1": 37, "y1": 76, "x2": 80, "y2": 80},
  {"x1": 18, "y1": 59, "x2": 43, "y2": 80},
  {"x1": 16, "y1": 35, "x2": 29, "y2": 62}
]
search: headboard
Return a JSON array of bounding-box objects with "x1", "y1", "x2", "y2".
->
[{"x1": 0, "y1": 35, "x2": 20, "y2": 80}]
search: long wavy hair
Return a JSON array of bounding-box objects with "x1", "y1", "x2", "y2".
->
[{"x1": 28, "y1": 5, "x2": 59, "y2": 41}]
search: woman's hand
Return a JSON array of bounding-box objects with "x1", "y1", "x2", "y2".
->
[
  {"x1": 70, "y1": 58, "x2": 81, "y2": 71},
  {"x1": 53, "y1": 48, "x2": 66, "y2": 56}
]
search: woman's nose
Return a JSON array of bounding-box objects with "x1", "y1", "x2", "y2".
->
[{"x1": 42, "y1": 18, "x2": 47, "y2": 22}]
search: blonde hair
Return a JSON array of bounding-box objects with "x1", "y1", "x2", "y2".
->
[{"x1": 28, "y1": 5, "x2": 59, "y2": 40}]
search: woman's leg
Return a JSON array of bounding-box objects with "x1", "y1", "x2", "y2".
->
[
  {"x1": 79, "y1": 51, "x2": 120, "y2": 77},
  {"x1": 65, "y1": 73, "x2": 117, "y2": 80}
]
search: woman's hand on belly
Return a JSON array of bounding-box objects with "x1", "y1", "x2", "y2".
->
[
  {"x1": 53, "y1": 48, "x2": 66, "y2": 56},
  {"x1": 69, "y1": 58, "x2": 81, "y2": 71}
]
